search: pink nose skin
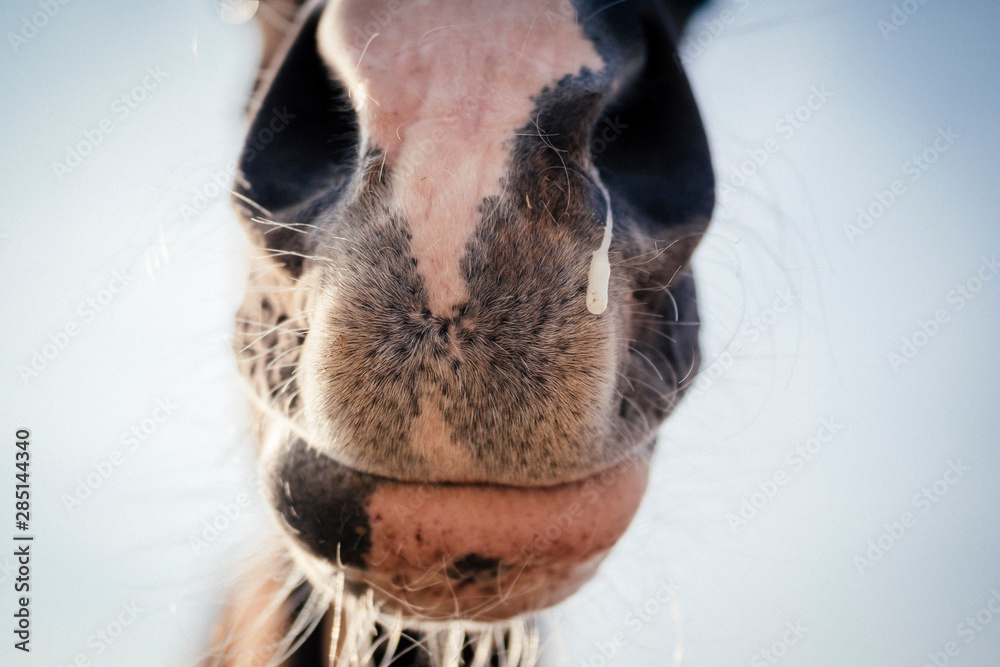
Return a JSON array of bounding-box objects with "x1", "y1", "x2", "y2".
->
[{"x1": 354, "y1": 459, "x2": 650, "y2": 621}]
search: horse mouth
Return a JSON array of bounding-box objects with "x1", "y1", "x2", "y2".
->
[{"x1": 270, "y1": 439, "x2": 650, "y2": 621}]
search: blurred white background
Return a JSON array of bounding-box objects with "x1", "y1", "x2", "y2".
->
[{"x1": 2, "y1": 1, "x2": 999, "y2": 665}]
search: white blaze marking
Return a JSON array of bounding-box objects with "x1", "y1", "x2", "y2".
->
[{"x1": 317, "y1": 0, "x2": 605, "y2": 316}]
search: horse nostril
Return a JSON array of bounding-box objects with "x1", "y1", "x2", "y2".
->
[{"x1": 270, "y1": 438, "x2": 649, "y2": 620}]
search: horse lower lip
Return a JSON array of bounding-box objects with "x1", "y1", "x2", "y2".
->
[
  {"x1": 273, "y1": 440, "x2": 650, "y2": 619},
  {"x1": 362, "y1": 460, "x2": 651, "y2": 619},
  {"x1": 365, "y1": 459, "x2": 650, "y2": 568}
]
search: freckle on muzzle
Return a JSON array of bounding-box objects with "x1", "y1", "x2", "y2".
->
[{"x1": 271, "y1": 439, "x2": 650, "y2": 621}]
